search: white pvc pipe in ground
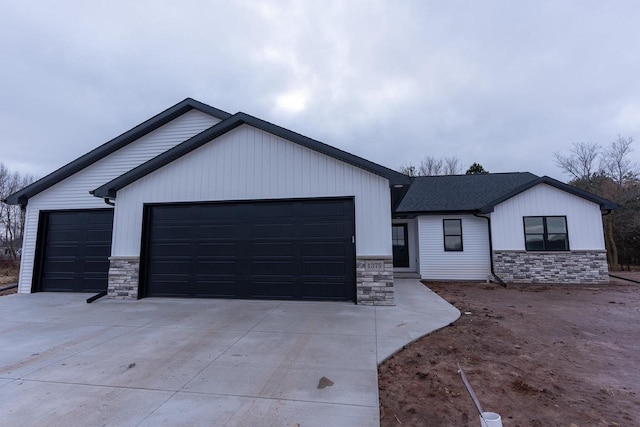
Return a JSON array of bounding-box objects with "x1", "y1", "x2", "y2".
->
[{"x1": 480, "y1": 412, "x2": 502, "y2": 427}]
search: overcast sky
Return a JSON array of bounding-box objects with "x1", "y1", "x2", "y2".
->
[{"x1": 1, "y1": 1, "x2": 639, "y2": 182}]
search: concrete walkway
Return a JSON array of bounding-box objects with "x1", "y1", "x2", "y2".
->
[{"x1": 0, "y1": 279, "x2": 459, "y2": 426}]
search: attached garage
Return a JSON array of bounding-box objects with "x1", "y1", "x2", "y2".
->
[
  {"x1": 34, "y1": 209, "x2": 113, "y2": 293},
  {"x1": 6, "y1": 99, "x2": 405, "y2": 305},
  {"x1": 142, "y1": 198, "x2": 355, "y2": 301}
]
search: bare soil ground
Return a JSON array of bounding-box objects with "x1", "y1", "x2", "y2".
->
[
  {"x1": 0, "y1": 287, "x2": 17, "y2": 296},
  {"x1": 379, "y1": 279, "x2": 640, "y2": 426},
  {"x1": 0, "y1": 260, "x2": 18, "y2": 296}
]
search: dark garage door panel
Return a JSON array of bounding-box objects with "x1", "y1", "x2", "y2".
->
[
  {"x1": 144, "y1": 199, "x2": 355, "y2": 301},
  {"x1": 38, "y1": 210, "x2": 114, "y2": 292}
]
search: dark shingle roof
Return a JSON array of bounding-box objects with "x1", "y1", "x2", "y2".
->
[
  {"x1": 395, "y1": 172, "x2": 617, "y2": 213},
  {"x1": 5, "y1": 98, "x2": 231, "y2": 205}
]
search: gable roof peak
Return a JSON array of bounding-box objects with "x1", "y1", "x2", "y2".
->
[
  {"x1": 395, "y1": 171, "x2": 617, "y2": 214},
  {"x1": 92, "y1": 110, "x2": 411, "y2": 199},
  {"x1": 5, "y1": 98, "x2": 232, "y2": 205}
]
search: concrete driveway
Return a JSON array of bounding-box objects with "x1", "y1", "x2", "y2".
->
[{"x1": 0, "y1": 279, "x2": 459, "y2": 426}]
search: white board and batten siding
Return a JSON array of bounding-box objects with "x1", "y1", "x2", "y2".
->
[
  {"x1": 490, "y1": 183, "x2": 606, "y2": 251},
  {"x1": 18, "y1": 110, "x2": 221, "y2": 293},
  {"x1": 112, "y1": 124, "x2": 392, "y2": 257},
  {"x1": 417, "y1": 215, "x2": 490, "y2": 280}
]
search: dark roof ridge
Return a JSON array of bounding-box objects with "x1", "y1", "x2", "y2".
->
[
  {"x1": 92, "y1": 112, "x2": 411, "y2": 199},
  {"x1": 5, "y1": 98, "x2": 232, "y2": 205},
  {"x1": 412, "y1": 171, "x2": 535, "y2": 179}
]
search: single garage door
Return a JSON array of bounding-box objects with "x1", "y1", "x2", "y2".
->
[
  {"x1": 143, "y1": 198, "x2": 355, "y2": 301},
  {"x1": 35, "y1": 209, "x2": 114, "y2": 292}
]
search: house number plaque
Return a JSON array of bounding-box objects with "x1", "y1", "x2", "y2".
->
[{"x1": 365, "y1": 261, "x2": 384, "y2": 270}]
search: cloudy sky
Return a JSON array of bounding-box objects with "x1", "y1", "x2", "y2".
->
[{"x1": 1, "y1": 1, "x2": 639, "y2": 181}]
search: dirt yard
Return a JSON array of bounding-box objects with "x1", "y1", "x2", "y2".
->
[
  {"x1": 0, "y1": 260, "x2": 18, "y2": 296},
  {"x1": 0, "y1": 287, "x2": 17, "y2": 296},
  {"x1": 379, "y1": 279, "x2": 640, "y2": 426}
]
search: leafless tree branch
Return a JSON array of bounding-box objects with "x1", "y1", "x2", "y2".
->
[
  {"x1": 418, "y1": 156, "x2": 443, "y2": 176},
  {"x1": 602, "y1": 135, "x2": 637, "y2": 185},
  {"x1": 553, "y1": 142, "x2": 601, "y2": 182},
  {"x1": 444, "y1": 157, "x2": 462, "y2": 175},
  {"x1": 0, "y1": 163, "x2": 34, "y2": 260}
]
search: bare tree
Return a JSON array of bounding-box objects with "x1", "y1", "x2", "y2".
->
[
  {"x1": 398, "y1": 163, "x2": 418, "y2": 177},
  {"x1": 602, "y1": 135, "x2": 637, "y2": 185},
  {"x1": 443, "y1": 157, "x2": 462, "y2": 175},
  {"x1": 418, "y1": 156, "x2": 443, "y2": 176},
  {"x1": 601, "y1": 137, "x2": 640, "y2": 270},
  {"x1": 554, "y1": 137, "x2": 639, "y2": 270},
  {"x1": 0, "y1": 164, "x2": 34, "y2": 260},
  {"x1": 399, "y1": 156, "x2": 464, "y2": 176},
  {"x1": 553, "y1": 142, "x2": 601, "y2": 183}
]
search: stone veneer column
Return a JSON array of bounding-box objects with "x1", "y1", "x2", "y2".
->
[
  {"x1": 493, "y1": 250, "x2": 609, "y2": 284},
  {"x1": 356, "y1": 256, "x2": 394, "y2": 306},
  {"x1": 107, "y1": 256, "x2": 140, "y2": 299}
]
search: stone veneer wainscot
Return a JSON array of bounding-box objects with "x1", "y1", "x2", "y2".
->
[
  {"x1": 106, "y1": 256, "x2": 394, "y2": 303},
  {"x1": 356, "y1": 256, "x2": 395, "y2": 306},
  {"x1": 493, "y1": 250, "x2": 609, "y2": 284},
  {"x1": 107, "y1": 257, "x2": 140, "y2": 299}
]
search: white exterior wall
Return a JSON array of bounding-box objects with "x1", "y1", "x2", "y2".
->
[
  {"x1": 491, "y1": 183, "x2": 605, "y2": 250},
  {"x1": 112, "y1": 124, "x2": 392, "y2": 257},
  {"x1": 417, "y1": 214, "x2": 490, "y2": 280},
  {"x1": 18, "y1": 110, "x2": 220, "y2": 293},
  {"x1": 391, "y1": 219, "x2": 419, "y2": 272}
]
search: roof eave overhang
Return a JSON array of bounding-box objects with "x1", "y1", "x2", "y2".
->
[
  {"x1": 477, "y1": 205, "x2": 495, "y2": 214},
  {"x1": 393, "y1": 209, "x2": 479, "y2": 218},
  {"x1": 92, "y1": 117, "x2": 245, "y2": 198},
  {"x1": 92, "y1": 112, "x2": 410, "y2": 199},
  {"x1": 477, "y1": 176, "x2": 619, "y2": 213},
  {"x1": 5, "y1": 99, "x2": 232, "y2": 206}
]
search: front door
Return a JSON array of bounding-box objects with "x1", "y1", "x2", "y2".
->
[{"x1": 392, "y1": 224, "x2": 409, "y2": 268}]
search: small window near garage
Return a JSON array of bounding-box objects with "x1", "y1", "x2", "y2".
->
[
  {"x1": 443, "y1": 219, "x2": 463, "y2": 251},
  {"x1": 523, "y1": 216, "x2": 569, "y2": 251}
]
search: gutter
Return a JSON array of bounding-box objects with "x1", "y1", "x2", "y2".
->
[
  {"x1": 473, "y1": 212, "x2": 507, "y2": 287},
  {"x1": 89, "y1": 190, "x2": 115, "y2": 206}
]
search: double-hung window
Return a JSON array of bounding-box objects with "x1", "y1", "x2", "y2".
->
[
  {"x1": 523, "y1": 216, "x2": 569, "y2": 251},
  {"x1": 443, "y1": 219, "x2": 463, "y2": 251}
]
